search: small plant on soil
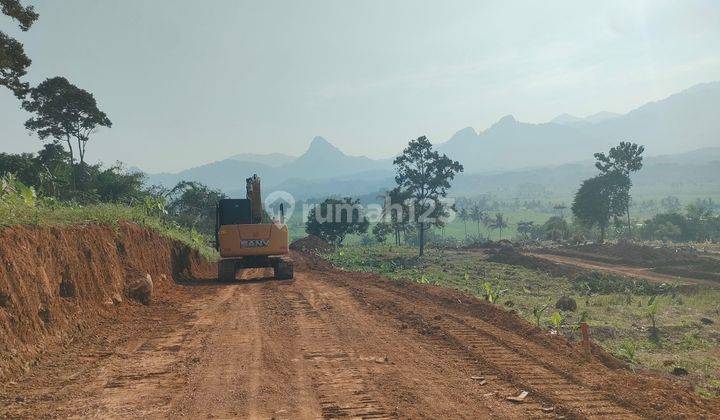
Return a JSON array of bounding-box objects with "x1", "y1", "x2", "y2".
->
[
  {"x1": 549, "y1": 311, "x2": 563, "y2": 332},
  {"x1": 483, "y1": 281, "x2": 504, "y2": 304},
  {"x1": 624, "y1": 288, "x2": 633, "y2": 305},
  {"x1": 532, "y1": 304, "x2": 549, "y2": 327},
  {"x1": 578, "y1": 309, "x2": 589, "y2": 323},
  {"x1": 419, "y1": 274, "x2": 436, "y2": 285},
  {"x1": 618, "y1": 340, "x2": 638, "y2": 364},
  {"x1": 647, "y1": 295, "x2": 660, "y2": 341}
]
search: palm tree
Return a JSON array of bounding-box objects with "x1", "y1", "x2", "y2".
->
[
  {"x1": 553, "y1": 204, "x2": 567, "y2": 219},
  {"x1": 470, "y1": 203, "x2": 485, "y2": 237},
  {"x1": 459, "y1": 208, "x2": 470, "y2": 237},
  {"x1": 488, "y1": 213, "x2": 508, "y2": 240}
]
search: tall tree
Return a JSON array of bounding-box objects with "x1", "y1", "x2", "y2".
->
[
  {"x1": 552, "y1": 204, "x2": 567, "y2": 219},
  {"x1": 470, "y1": 202, "x2": 485, "y2": 237},
  {"x1": 487, "y1": 213, "x2": 508, "y2": 240},
  {"x1": 571, "y1": 172, "x2": 629, "y2": 243},
  {"x1": 380, "y1": 186, "x2": 412, "y2": 246},
  {"x1": 542, "y1": 216, "x2": 569, "y2": 242},
  {"x1": 516, "y1": 220, "x2": 535, "y2": 240},
  {"x1": 165, "y1": 181, "x2": 226, "y2": 235},
  {"x1": 23, "y1": 77, "x2": 112, "y2": 174},
  {"x1": 305, "y1": 197, "x2": 369, "y2": 245},
  {"x1": 594, "y1": 142, "x2": 644, "y2": 234},
  {"x1": 660, "y1": 196, "x2": 681, "y2": 213},
  {"x1": 458, "y1": 207, "x2": 470, "y2": 237},
  {"x1": 393, "y1": 136, "x2": 463, "y2": 256},
  {"x1": 0, "y1": 0, "x2": 38, "y2": 98}
]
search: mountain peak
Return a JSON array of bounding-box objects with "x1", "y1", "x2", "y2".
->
[
  {"x1": 307, "y1": 136, "x2": 342, "y2": 153},
  {"x1": 585, "y1": 111, "x2": 620, "y2": 124},
  {"x1": 491, "y1": 114, "x2": 518, "y2": 129},
  {"x1": 455, "y1": 126, "x2": 477, "y2": 136},
  {"x1": 551, "y1": 113, "x2": 583, "y2": 125},
  {"x1": 300, "y1": 136, "x2": 347, "y2": 161}
]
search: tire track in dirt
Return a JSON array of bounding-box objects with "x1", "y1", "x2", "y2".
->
[
  {"x1": 172, "y1": 271, "x2": 322, "y2": 419},
  {"x1": 284, "y1": 280, "x2": 393, "y2": 418},
  {"x1": 526, "y1": 251, "x2": 710, "y2": 286},
  {"x1": 315, "y1": 268, "x2": 644, "y2": 419},
  {"x1": 294, "y1": 273, "x2": 551, "y2": 419}
]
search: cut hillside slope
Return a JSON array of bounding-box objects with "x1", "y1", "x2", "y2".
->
[{"x1": 0, "y1": 222, "x2": 213, "y2": 380}]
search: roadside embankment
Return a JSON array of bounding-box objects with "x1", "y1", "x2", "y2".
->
[{"x1": 0, "y1": 222, "x2": 214, "y2": 380}]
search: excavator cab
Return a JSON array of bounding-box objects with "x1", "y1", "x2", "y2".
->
[{"x1": 215, "y1": 175, "x2": 293, "y2": 281}]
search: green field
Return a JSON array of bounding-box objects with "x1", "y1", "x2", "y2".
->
[{"x1": 285, "y1": 209, "x2": 556, "y2": 244}]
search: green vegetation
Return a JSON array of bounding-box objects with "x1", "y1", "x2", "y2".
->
[
  {"x1": 305, "y1": 197, "x2": 369, "y2": 245},
  {"x1": 391, "y1": 136, "x2": 463, "y2": 256},
  {"x1": 572, "y1": 172, "x2": 630, "y2": 243},
  {"x1": 324, "y1": 244, "x2": 720, "y2": 396},
  {"x1": 0, "y1": 174, "x2": 217, "y2": 259},
  {"x1": 640, "y1": 199, "x2": 720, "y2": 242},
  {"x1": 0, "y1": 0, "x2": 39, "y2": 99}
]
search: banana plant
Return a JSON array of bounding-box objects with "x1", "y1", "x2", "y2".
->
[
  {"x1": 549, "y1": 311, "x2": 563, "y2": 331},
  {"x1": 532, "y1": 304, "x2": 549, "y2": 327},
  {"x1": 483, "y1": 281, "x2": 505, "y2": 304}
]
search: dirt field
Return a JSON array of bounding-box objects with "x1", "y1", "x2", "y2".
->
[
  {"x1": 530, "y1": 243, "x2": 720, "y2": 284},
  {"x1": 2, "y1": 248, "x2": 718, "y2": 418},
  {"x1": 525, "y1": 251, "x2": 715, "y2": 286}
]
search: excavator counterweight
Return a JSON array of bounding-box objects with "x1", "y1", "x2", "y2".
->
[{"x1": 215, "y1": 174, "x2": 293, "y2": 281}]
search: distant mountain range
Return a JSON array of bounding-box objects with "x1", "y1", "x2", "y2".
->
[
  {"x1": 145, "y1": 81, "x2": 720, "y2": 199},
  {"x1": 146, "y1": 136, "x2": 392, "y2": 194},
  {"x1": 437, "y1": 81, "x2": 720, "y2": 171}
]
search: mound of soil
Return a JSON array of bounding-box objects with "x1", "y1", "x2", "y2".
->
[
  {"x1": 290, "y1": 235, "x2": 333, "y2": 254},
  {"x1": 487, "y1": 247, "x2": 581, "y2": 278},
  {"x1": 0, "y1": 222, "x2": 213, "y2": 381},
  {"x1": 548, "y1": 242, "x2": 706, "y2": 267},
  {"x1": 536, "y1": 242, "x2": 720, "y2": 283}
]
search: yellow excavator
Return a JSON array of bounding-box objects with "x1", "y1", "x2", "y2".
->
[{"x1": 214, "y1": 175, "x2": 293, "y2": 281}]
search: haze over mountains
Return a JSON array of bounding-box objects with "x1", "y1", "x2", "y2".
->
[{"x1": 146, "y1": 81, "x2": 720, "y2": 199}]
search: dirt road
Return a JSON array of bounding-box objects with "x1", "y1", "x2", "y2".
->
[
  {"x1": 1, "y1": 253, "x2": 715, "y2": 418},
  {"x1": 525, "y1": 251, "x2": 714, "y2": 286}
]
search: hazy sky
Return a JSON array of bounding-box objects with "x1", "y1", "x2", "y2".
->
[{"x1": 1, "y1": 0, "x2": 719, "y2": 172}]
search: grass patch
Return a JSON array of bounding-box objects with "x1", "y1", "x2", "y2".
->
[{"x1": 0, "y1": 200, "x2": 218, "y2": 260}]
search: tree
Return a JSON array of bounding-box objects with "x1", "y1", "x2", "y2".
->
[
  {"x1": 380, "y1": 186, "x2": 413, "y2": 246},
  {"x1": 305, "y1": 197, "x2": 369, "y2": 245},
  {"x1": 685, "y1": 199, "x2": 715, "y2": 241},
  {"x1": 541, "y1": 216, "x2": 569, "y2": 242},
  {"x1": 686, "y1": 199, "x2": 714, "y2": 222},
  {"x1": 165, "y1": 181, "x2": 226, "y2": 235},
  {"x1": 516, "y1": 220, "x2": 535, "y2": 240},
  {"x1": 487, "y1": 213, "x2": 508, "y2": 240},
  {"x1": 552, "y1": 204, "x2": 567, "y2": 219},
  {"x1": 594, "y1": 142, "x2": 645, "y2": 234},
  {"x1": 23, "y1": 77, "x2": 112, "y2": 171},
  {"x1": 35, "y1": 143, "x2": 72, "y2": 196},
  {"x1": 1, "y1": 0, "x2": 38, "y2": 98},
  {"x1": 372, "y1": 222, "x2": 393, "y2": 243},
  {"x1": 458, "y1": 207, "x2": 470, "y2": 237},
  {"x1": 469, "y1": 202, "x2": 485, "y2": 237},
  {"x1": 571, "y1": 172, "x2": 629, "y2": 243},
  {"x1": 660, "y1": 196, "x2": 681, "y2": 213},
  {"x1": 393, "y1": 136, "x2": 463, "y2": 256}
]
